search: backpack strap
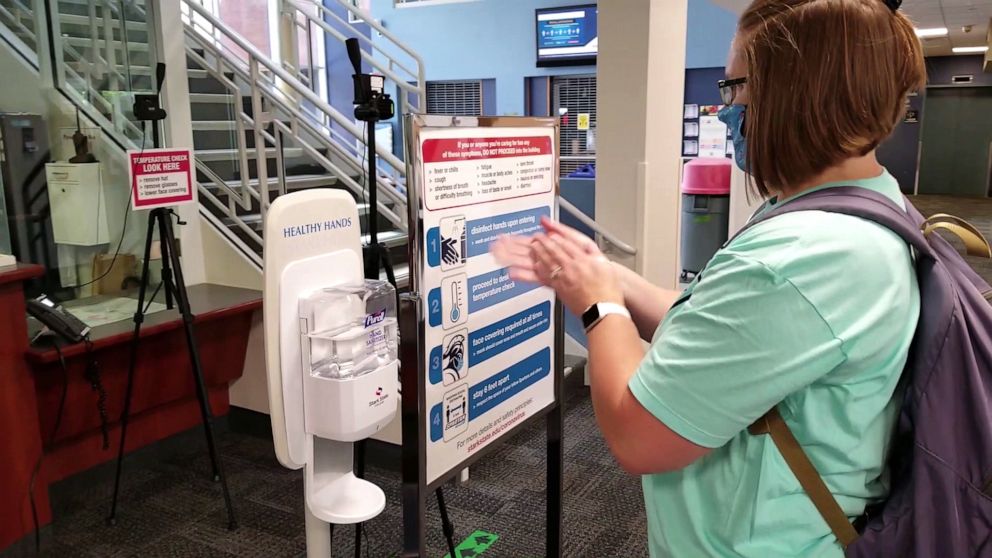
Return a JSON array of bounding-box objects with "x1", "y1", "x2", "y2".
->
[
  {"x1": 726, "y1": 186, "x2": 934, "y2": 260},
  {"x1": 749, "y1": 409, "x2": 859, "y2": 549}
]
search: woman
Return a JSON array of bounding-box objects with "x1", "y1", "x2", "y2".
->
[{"x1": 492, "y1": 0, "x2": 926, "y2": 556}]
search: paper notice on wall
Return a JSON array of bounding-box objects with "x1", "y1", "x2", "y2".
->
[{"x1": 698, "y1": 116, "x2": 728, "y2": 158}]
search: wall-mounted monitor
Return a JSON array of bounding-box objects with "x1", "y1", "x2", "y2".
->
[{"x1": 536, "y1": 4, "x2": 598, "y2": 67}]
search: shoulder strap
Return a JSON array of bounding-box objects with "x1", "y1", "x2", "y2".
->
[
  {"x1": 749, "y1": 409, "x2": 859, "y2": 548},
  {"x1": 727, "y1": 186, "x2": 935, "y2": 260}
]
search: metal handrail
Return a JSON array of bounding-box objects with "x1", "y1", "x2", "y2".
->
[
  {"x1": 45, "y1": 0, "x2": 150, "y2": 148},
  {"x1": 181, "y1": 2, "x2": 407, "y2": 249},
  {"x1": 182, "y1": 0, "x2": 407, "y2": 196},
  {"x1": 0, "y1": 1, "x2": 34, "y2": 39},
  {"x1": 282, "y1": 0, "x2": 425, "y2": 111},
  {"x1": 558, "y1": 198, "x2": 637, "y2": 256}
]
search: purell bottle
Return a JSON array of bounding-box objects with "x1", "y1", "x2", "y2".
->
[{"x1": 303, "y1": 280, "x2": 398, "y2": 380}]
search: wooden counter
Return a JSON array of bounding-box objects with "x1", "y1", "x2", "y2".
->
[{"x1": 1, "y1": 278, "x2": 261, "y2": 552}]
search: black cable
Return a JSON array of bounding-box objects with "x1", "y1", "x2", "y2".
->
[
  {"x1": 66, "y1": 122, "x2": 147, "y2": 292},
  {"x1": 83, "y1": 338, "x2": 110, "y2": 450},
  {"x1": 363, "y1": 520, "x2": 371, "y2": 558},
  {"x1": 28, "y1": 337, "x2": 70, "y2": 554},
  {"x1": 360, "y1": 124, "x2": 368, "y2": 234}
]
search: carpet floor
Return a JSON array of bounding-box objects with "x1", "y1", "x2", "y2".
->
[
  {"x1": 17, "y1": 382, "x2": 647, "y2": 558},
  {"x1": 14, "y1": 194, "x2": 988, "y2": 558}
]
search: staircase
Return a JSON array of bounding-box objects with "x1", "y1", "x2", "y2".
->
[
  {"x1": 1, "y1": 0, "x2": 415, "y2": 281},
  {"x1": 0, "y1": 0, "x2": 37, "y2": 61},
  {"x1": 1, "y1": 0, "x2": 633, "y2": 370},
  {"x1": 180, "y1": 3, "x2": 413, "y2": 276}
]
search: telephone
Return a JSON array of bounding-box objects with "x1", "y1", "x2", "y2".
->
[
  {"x1": 27, "y1": 294, "x2": 91, "y2": 343},
  {"x1": 27, "y1": 294, "x2": 110, "y2": 449}
]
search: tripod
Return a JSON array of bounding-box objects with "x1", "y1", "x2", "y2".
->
[
  {"x1": 106, "y1": 206, "x2": 237, "y2": 530},
  {"x1": 345, "y1": 37, "x2": 455, "y2": 558}
]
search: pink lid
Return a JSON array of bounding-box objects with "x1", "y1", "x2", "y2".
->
[{"x1": 682, "y1": 157, "x2": 731, "y2": 195}]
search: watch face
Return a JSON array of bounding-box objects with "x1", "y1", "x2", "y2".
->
[{"x1": 582, "y1": 304, "x2": 601, "y2": 330}]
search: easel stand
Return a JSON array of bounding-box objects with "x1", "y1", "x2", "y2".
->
[
  {"x1": 398, "y1": 297, "x2": 565, "y2": 558},
  {"x1": 106, "y1": 206, "x2": 238, "y2": 530}
]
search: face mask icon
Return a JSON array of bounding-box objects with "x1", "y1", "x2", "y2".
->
[{"x1": 442, "y1": 332, "x2": 466, "y2": 384}]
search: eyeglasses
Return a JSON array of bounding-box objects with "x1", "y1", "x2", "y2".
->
[{"x1": 717, "y1": 77, "x2": 747, "y2": 105}]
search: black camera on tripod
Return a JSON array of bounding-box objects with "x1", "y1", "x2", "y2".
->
[
  {"x1": 133, "y1": 63, "x2": 168, "y2": 123},
  {"x1": 347, "y1": 39, "x2": 394, "y2": 123}
]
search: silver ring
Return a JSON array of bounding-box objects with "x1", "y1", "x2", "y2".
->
[{"x1": 550, "y1": 265, "x2": 564, "y2": 280}]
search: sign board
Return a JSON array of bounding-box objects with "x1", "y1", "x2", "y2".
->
[
  {"x1": 576, "y1": 113, "x2": 590, "y2": 131},
  {"x1": 128, "y1": 147, "x2": 194, "y2": 210},
  {"x1": 408, "y1": 116, "x2": 559, "y2": 486}
]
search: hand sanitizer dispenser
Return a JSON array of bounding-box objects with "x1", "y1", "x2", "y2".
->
[
  {"x1": 263, "y1": 190, "x2": 398, "y2": 557},
  {"x1": 299, "y1": 280, "x2": 398, "y2": 442}
]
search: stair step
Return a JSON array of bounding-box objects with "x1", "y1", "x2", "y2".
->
[
  {"x1": 562, "y1": 354, "x2": 588, "y2": 379},
  {"x1": 195, "y1": 147, "x2": 305, "y2": 162},
  {"x1": 58, "y1": 13, "x2": 148, "y2": 31},
  {"x1": 192, "y1": 120, "x2": 238, "y2": 131},
  {"x1": 68, "y1": 61, "x2": 207, "y2": 80},
  {"x1": 388, "y1": 263, "x2": 410, "y2": 289},
  {"x1": 62, "y1": 35, "x2": 150, "y2": 52},
  {"x1": 190, "y1": 93, "x2": 237, "y2": 104},
  {"x1": 203, "y1": 174, "x2": 345, "y2": 193},
  {"x1": 361, "y1": 229, "x2": 407, "y2": 248},
  {"x1": 224, "y1": 204, "x2": 371, "y2": 228}
]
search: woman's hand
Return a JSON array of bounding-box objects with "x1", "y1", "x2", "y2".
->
[{"x1": 491, "y1": 217, "x2": 623, "y2": 315}]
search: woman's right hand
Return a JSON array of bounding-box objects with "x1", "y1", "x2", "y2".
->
[{"x1": 490, "y1": 218, "x2": 604, "y2": 286}]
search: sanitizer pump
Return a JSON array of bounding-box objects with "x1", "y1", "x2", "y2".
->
[
  {"x1": 300, "y1": 280, "x2": 398, "y2": 442},
  {"x1": 263, "y1": 190, "x2": 398, "y2": 555}
]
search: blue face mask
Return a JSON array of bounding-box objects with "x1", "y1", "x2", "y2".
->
[{"x1": 718, "y1": 104, "x2": 747, "y2": 173}]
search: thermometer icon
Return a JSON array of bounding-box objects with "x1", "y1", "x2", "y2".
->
[{"x1": 450, "y1": 282, "x2": 461, "y2": 322}]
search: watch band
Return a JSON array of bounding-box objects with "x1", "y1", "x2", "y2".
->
[{"x1": 582, "y1": 302, "x2": 631, "y2": 333}]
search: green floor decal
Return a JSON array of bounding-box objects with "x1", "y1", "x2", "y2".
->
[{"x1": 443, "y1": 530, "x2": 499, "y2": 558}]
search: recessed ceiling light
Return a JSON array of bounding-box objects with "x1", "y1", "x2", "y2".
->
[
  {"x1": 915, "y1": 27, "x2": 948, "y2": 38},
  {"x1": 952, "y1": 46, "x2": 990, "y2": 54}
]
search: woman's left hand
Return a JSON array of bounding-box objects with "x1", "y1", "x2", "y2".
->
[{"x1": 526, "y1": 218, "x2": 623, "y2": 316}]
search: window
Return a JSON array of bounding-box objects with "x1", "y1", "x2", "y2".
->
[
  {"x1": 552, "y1": 74, "x2": 597, "y2": 176},
  {"x1": 426, "y1": 80, "x2": 483, "y2": 116}
]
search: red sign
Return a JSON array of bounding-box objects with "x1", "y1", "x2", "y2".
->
[
  {"x1": 128, "y1": 147, "x2": 194, "y2": 210},
  {"x1": 422, "y1": 136, "x2": 553, "y2": 164}
]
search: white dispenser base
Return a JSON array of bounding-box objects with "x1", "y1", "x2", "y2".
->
[
  {"x1": 304, "y1": 361, "x2": 398, "y2": 442},
  {"x1": 307, "y1": 436, "x2": 386, "y2": 524}
]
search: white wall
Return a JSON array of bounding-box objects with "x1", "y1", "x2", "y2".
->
[
  {"x1": 198, "y1": 217, "x2": 270, "y2": 413},
  {"x1": 597, "y1": 0, "x2": 688, "y2": 287}
]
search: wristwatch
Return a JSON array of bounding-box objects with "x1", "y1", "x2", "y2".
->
[{"x1": 581, "y1": 302, "x2": 631, "y2": 333}]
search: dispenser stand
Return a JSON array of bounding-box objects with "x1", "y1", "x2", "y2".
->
[{"x1": 263, "y1": 190, "x2": 397, "y2": 558}]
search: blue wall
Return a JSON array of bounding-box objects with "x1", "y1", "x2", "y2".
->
[
  {"x1": 686, "y1": 0, "x2": 737, "y2": 69},
  {"x1": 371, "y1": 0, "x2": 596, "y2": 116},
  {"x1": 323, "y1": 2, "x2": 372, "y2": 140},
  {"x1": 369, "y1": 0, "x2": 739, "y2": 116}
]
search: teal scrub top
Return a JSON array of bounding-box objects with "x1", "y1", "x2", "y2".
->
[{"x1": 629, "y1": 170, "x2": 920, "y2": 557}]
